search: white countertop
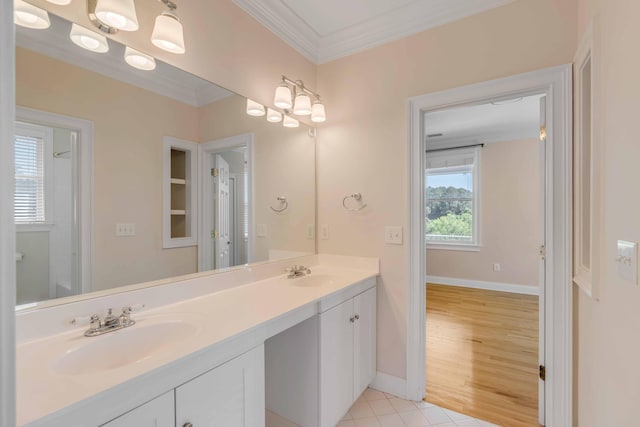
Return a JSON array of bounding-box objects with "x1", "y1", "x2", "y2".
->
[{"x1": 17, "y1": 259, "x2": 378, "y2": 426}]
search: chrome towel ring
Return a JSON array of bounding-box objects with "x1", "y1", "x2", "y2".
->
[
  {"x1": 270, "y1": 196, "x2": 288, "y2": 212},
  {"x1": 343, "y1": 193, "x2": 367, "y2": 212}
]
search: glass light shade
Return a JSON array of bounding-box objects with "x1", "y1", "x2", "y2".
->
[
  {"x1": 293, "y1": 92, "x2": 312, "y2": 115},
  {"x1": 70, "y1": 24, "x2": 109, "y2": 53},
  {"x1": 246, "y1": 99, "x2": 265, "y2": 117},
  {"x1": 274, "y1": 83, "x2": 292, "y2": 109},
  {"x1": 266, "y1": 108, "x2": 282, "y2": 123},
  {"x1": 95, "y1": 0, "x2": 138, "y2": 31},
  {"x1": 283, "y1": 115, "x2": 299, "y2": 128},
  {"x1": 46, "y1": 0, "x2": 72, "y2": 5},
  {"x1": 124, "y1": 47, "x2": 156, "y2": 70},
  {"x1": 151, "y1": 11, "x2": 185, "y2": 54},
  {"x1": 311, "y1": 100, "x2": 326, "y2": 123},
  {"x1": 14, "y1": 0, "x2": 50, "y2": 29}
]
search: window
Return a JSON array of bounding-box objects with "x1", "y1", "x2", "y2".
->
[
  {"x1": 14, "y1": 122, "x2": 53, "y2": 225},
  {"x1": 425, "y1": 146, "x2": 480, "y2": 249}
]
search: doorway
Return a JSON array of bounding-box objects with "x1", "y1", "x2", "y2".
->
[
  {"x1": 406, "y1": 66, "x2": 573, "y2": 426},
  {"x1": 422, "y1": 94, "x2": 545, "y2": 425}
]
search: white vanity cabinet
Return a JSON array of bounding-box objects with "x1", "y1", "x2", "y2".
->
[
  {"x1": 320, "y1": 286, "x2": 376, "y2": 427},
  {"x1": 101, "y1": 345, "x2": 264, "y2": 427}
]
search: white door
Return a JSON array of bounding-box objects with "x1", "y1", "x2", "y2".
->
[
  {"x1": 354, "y1": 287, "x2": 377, "y2": 398},
  {"x1": 320, "y1": 299, "x2": 354, "y2": 427},
  {"x1": 101, "y1": 391, "x2": 174, "y2": 427},
  {"x1": 538, "y1": 96, "x2": 547, "y2": 426},
  {"x1": 214, "y1": 154, "x2": 230, "y2": 269}
]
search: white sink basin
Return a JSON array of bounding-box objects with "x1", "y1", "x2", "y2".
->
[
  {"x1": 288, "y1": 274, "x2": 336, "y2": 287},
  {"x1": 51, "y1": 316, "x2": 202, "y2": 376}
]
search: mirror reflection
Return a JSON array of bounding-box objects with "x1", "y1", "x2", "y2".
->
[{"x1": 15, "y1": 13, "x2": 316, "y2": 307}]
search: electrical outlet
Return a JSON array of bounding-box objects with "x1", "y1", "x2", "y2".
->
[
  {"x1": 320, "y1": 224, "x2": 329, "y2": 240},
  {"x1": 493, "y1": 263, "x2": 501, "y2": 272},
  {"x1": 616, "y1": 240, "x2": 638, "y2": 284},
  {"x1": 256, "y1": 224, "x2": 267, "y2": 238},
  {"x1": 306, "y1": 224, "x2": 315, "y2": 240},
  {"x1": 115, "y1": 223, "x2": 136, "y2": 237},
  {"x1": 385, "y1": 226, "x2": 403, "y2": 245}
]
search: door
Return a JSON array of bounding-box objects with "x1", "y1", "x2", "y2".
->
[
  {"x1": 354, "y1": 287, "x2": 377, "y2": 398},
  {"x1": 320, "y1": 299, "x2": 354, "y2": 427},
  {"x1": 214, "y1": 154, "x2": 230, "y2": 269},
  {"x1": 101, "y1": 391, "x2": 174, "y2": 427}
]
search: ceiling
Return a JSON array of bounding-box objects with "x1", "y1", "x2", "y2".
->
[
  {"x1": 16, "y1": 14, "x2": 233, "y2": 107},
  {"x1": 232, "y1": 0, "x2": 515, "y2": 63},
  {"x1": 424, "y1": 94, "x2": 543, "y2": 150}
]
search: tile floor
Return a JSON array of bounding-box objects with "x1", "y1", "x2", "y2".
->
[{"x1": 266, "y1": 388, "x2": 501, "y2": 427}]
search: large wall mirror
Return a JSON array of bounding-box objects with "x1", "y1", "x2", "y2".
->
[{"x1": 14, "y1": 11, "x2": 316, "y2": 309}]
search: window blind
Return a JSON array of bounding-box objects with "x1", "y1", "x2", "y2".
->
[{"x1": 14, "y1": 133, "x2": 46, "y2": 223}]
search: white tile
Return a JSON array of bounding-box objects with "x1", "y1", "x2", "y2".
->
[
  {"x1": 343, "y1": 412, "x2": 354, "y2": 420},
  {"x1": 476, "y1": 420, "x2": 502, "y2": 427},
  {"x1": 388, "y1": 397, "x2": 418, "y2": 412},
  {"x1": 368, "y1": 398, "x2": 396, "y2": 416},
  {"x1": 337, "y1": 421, "x2": 357, "y2": 427},
  {"x1": 442, "y1": 409, "x2": 472, "y2": 421},
  {"x1": 398, "y1": 410, "x2": 430, "y2": 427},
  {"x1": 376, "y1": 413, "x2": 406, "y2": 427},
  {"x1": 354, "y1": 416, "x2": 382, "y2": 427},
  {"x1": 350, "y1": 400, "x2": 375, "y2": 419},
  {"x1": 363, "y1": 388, "x2": 388, "y2": 401},
  {"x1": 413, "y1": 400, "x2": 435, "y2": 409},
  {"x1": 432, "y1": 423, "x2": 457, "y2": 427},
  {"x1": 421, "y1": 406, "x2": 452, "y2": 425},
  {"x1": 455, "y1": 420, "x2": 482, "y2": 426}
]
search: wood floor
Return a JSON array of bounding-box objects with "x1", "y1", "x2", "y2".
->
[{"x1": 425, "y1": 284, "x2": 540, "y2": 427}]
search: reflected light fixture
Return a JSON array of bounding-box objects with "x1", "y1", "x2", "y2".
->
[
  {"x1": 274, "y1": 75, "x2": 326, "y2": 122},
  {"x1": 246, "y1": 99, "x2": 266, "y2": 117},
  {"x1": 293, "y1": 91, "x2": 312, "y2": 116},
  {"x1": 124, "y1": 46, "x2": 156, "y2": 70},
  {"x1": 14, "y1": 0, "x2": 51, "y2": 29},
  {"x1": 311, "y1": 98, "x2": 326, "y2": 123},
  {"x1": 283, "y1": 115, "x2": 299, "y2": 128},
  {"x1": 267, "y1": 108, "x2": 282, "y2": 123},
  {"x1": 94, "y1": 0, "x2": 139, "y2": 31},
  {"x1": 46, "y1": 0, "x2": 73, "y2": 5},
  {"x1": 70, "y1": 23, "x2": 109, "y2": 52}
]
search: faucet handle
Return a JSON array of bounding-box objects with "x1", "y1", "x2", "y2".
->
[{"x1": 89, "y1": 314, "x2": 101, "y2": 330}]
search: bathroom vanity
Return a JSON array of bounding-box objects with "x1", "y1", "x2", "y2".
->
[{"x1": 16, "y1": 255, "x2": 378, "y2": 427}]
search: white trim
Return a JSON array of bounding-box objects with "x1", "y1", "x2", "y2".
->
[
  {"x1": 0, "y1": 0, "x2": 16, "y2": 423},
  {"x1": 16, "y1": 224, "x2": 55, "y2": 233},
  {"x1": 426, "y1": 243, "x2": 480, "y2": 252},
  {"x1": 407, "y1": 65, "x2": 572, "y2": 427},
  {"x1": 198, "y1": 134, "x2": 255, "y2": 272},
  {"x1": 232, "y1": 0, "x2": 515, "y2": 64},
  {"x1": 426, "y1": 275, "x2": 539, "y2": 296},
  {"x1": 370, "y1": 372, "x2": 407, "y2": 400},
  {"x1": 15, "y1": 107, "x2": 94, "y2": 297},
  {"x1": 162, "y1": 137, "x2": 198, "y2": 249}
]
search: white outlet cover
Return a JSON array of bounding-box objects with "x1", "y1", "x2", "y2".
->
[
  {"x1": 306, "y1": 224, "x2": 315, "y2": 239},
  {"x1": 617, "y1": 240, "x2": 638, "y2": 284},
  {"x1": 320, "y1": 224, "x2": 329, "y2": 240},
  {"x1": 257, "y1": 224, "x2": 267, "y2": 238},
  {"x1": 385, "y1": 226, "x2": 403, "y2": 245}
]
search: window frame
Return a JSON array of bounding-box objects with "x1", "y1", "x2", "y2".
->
[
  {"x1": 425, "y1": 146, "x2": 481, "y2": 251},
  {"x1": 14, "y1": 121, "x2": 54, "y2": 230}
]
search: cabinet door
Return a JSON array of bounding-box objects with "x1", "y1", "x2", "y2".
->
[
  {"x1": 176, "y1": 345, "x2": 265, "y2": 427},
  {"x1": 101, "y1": 391, "x2": 174, "y2": 427},
  {"x1": 354, "y1": 287, "x2": 377, "y2": 398},
  {"x1": 319, "y1": 298, "x2": 355, "y2": 427}
]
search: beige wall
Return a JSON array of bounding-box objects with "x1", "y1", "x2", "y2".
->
[
  {"x1": 426, "y1": 139, "x2": 541, "y2": 287},
  {"x1": 199, "y1": 96, "x2": 316, "y2": 261},
  {"x1": 17, "y1": 47, "x2": 200, "y2": 291},
  {"x1": 316, "y1": 0, "x2": 577, "y2": 379},
  {"x1": 573, "y1": 0, "x2": 640, "y2": 425}
]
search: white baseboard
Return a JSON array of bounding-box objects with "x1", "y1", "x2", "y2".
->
[
  {"x1": 426, "y1": 275, "x2": 539, "y2": 296},
  {"x1": 370, "y1": 372, "x2": 407, "y2": 399}
]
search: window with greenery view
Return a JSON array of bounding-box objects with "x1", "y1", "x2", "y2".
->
[{"x1": 426, "y1": 147, "x2": 479, "y2": 247}]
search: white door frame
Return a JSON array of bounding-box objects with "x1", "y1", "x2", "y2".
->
[
  {"x1": 407, "y1": 65, "x2": 572, "y2": 426},
  {"x1": 0, "y1": 0, "x2": 16, "y2": 424},
  {"x1": 198, "y1": 133, "x2": 254, "y2": 272},
  {"x1": 15, "y1": 107, "x2": 94, "y2": 297}
]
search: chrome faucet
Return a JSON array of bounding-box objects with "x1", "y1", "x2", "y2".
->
[
  {"x1": 84, "y1": 307, "x2": 136, "y2": 337},
  {"x1": 286, "y1": 265, "x2": 311, "y2": 279}
]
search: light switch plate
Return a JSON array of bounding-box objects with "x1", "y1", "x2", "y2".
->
[
  {"x1": 385, "y1": 226, "x2": 403, "y2": 245},
  {"x1": 616, "y1": 240, "x2": 638, "y2": 284},
  {"x1": 256, "y1": 224, "x2": 267, "y2": 238},
  {"x1": 115, "y1": 223, "x2": 135, "y2": 236},
  {"x1": 306, "y1": 224, "x2": 315, "y2": 240},
  {"x1": 320, "y1": 224, "x2": 329, "y2": 240}
]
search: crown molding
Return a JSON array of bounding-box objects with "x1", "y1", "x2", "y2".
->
[{"x1": 233, "y1": 0, "x2": 515, "y2": 64}]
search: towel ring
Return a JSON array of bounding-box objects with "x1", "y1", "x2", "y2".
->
[
  {"x1": 342, "y1": 193, "x2": 367, "y2": 212},
  {"x1": 270, "y1": 196, "x2": 288, "y2": 212}
]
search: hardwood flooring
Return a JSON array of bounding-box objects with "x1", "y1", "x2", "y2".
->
[{"x1": 425, "y1": 284, "x2": 540, "y2": 427}]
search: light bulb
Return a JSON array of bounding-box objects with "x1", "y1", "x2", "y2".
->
[
  {"x1": 267, "y1": 108, "x2": 282, "y2": 123},
  {"x1": 95, "y1": 0, "x2": 138, "y2": 31},
  {"x1": 124, "y1": 47, "x2": 156, "y2": 71},
  {"x1": 70, "y1": 23, "x2": 109, "y2": 53},
  {"x1": 293, "y1": 91, "x2": 312, "y2": 115},
  {"x1": 14, "y1": 0, "x2": 50, "y2": 29},
  {"x1": 151, "y1": 11, "x2": 185, "y2": 54},
  {"x1": 311, "y1": 100, "x2": 326, "y2": 123},
  {"x1": 274, "y1": 83, "x2": 292, "y2": 109},
  {"x1": 246, "y1": 99, "x2": 265, "y2": 117},
  {"x1": 283, "y1": 115, "x2": 299, "y2": 128}
]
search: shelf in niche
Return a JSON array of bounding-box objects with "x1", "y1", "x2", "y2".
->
[{"x1": 171, "y1": 178, "x2": 186, "y2": 185}]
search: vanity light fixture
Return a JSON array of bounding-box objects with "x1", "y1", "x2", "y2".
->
[
  {"x1": 46, "y1": 0, "x2": 73, "y2": 5},
  {"x1": 267, "y1": 108, "x2": 282, "y2": 123},
  {"x1": 151, "y1": 4, "x2": 185, "y2": 54},
  {"x1": 14, "y1": 0, "x2": 51, "y2": 29},
  {"x1": 246, "y1": 99, "x2": 266, "y2": 117},
  {"x1": 274, "y1": 76, "x2": 326, "y2": 121},
  {"x1": 70, "y1": 23, "x2": 109, "y2": 52},
  {"x1": 283, "y1": 114, "x2": 299, "y2": 128},
  {"x1": 94, "y1": 0, "x2": 139, "y2": 31},
  {"x1": 124, "y1": 46, "x2": 156, "y2": 70}
]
